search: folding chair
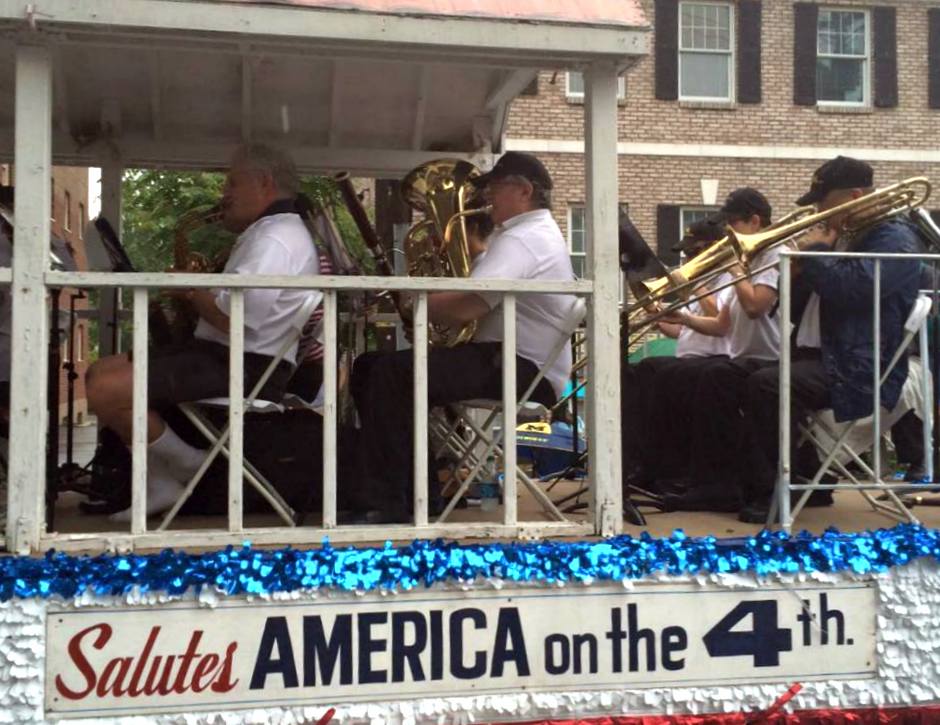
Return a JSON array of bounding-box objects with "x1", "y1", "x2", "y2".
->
[
  {"x1": 772, "y1": 295, "x2": 933, "y2": 527},
  {"x1": 432, "y1": 298, "x2": 587, "y2": 523},
  {"x1": 157, "y1": 295, "x2": 319, "y2": 531}
]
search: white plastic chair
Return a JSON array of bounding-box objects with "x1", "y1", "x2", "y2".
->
[
  {"x1": 773, "y1": 295, "x2": 933, "y2": 526},
  {"x1": 157, "y1": 295, "x2": 319, "y2": 530},
  {"x1": 433, "y1": 297, "x2": 587, "y2": 523}
]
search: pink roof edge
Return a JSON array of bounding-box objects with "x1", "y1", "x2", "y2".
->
[{"x1": 220, "y1": 0, "x2": 648, "y2": 27}]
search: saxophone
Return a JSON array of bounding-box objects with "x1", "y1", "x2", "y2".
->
[{"x1": 151, "y1": 204, "x2": 224, "y2": 345}]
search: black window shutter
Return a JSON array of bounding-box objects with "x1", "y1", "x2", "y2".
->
[
  {"x1": 655, "y1": 0, "x2": 679, "y2": 101},
  {"x1": 656, "y1": 205, "x2": 681, "y2": 267},
  {"x1": 929, "y1": 9, "x2": 940, "y2": 109},
  {"x1": 873, "y1": 7, "x2": 898, "y2": 108},
  {"x1": 737, "y1": 0, "x2": 762, "y2": 103},
  {"x1": 793, "y1": 3, "x2": 818, "y2": 106}
]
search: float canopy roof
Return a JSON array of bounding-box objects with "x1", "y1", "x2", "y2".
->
[{"x1": 0, "y1": 0, "x2": 648, "y2": 175}]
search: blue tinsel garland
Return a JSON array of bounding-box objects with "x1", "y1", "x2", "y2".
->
[{"x1": 1, "y1": 523, "x2": 937, "y2": 601}]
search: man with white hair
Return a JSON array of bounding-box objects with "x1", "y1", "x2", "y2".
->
[{"x1": 86, "y1": 143, "x2": 320, "y2": 519}]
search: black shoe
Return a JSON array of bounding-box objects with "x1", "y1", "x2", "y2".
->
[
  {"x1": 663, "y1": 484, "x2": 740, "y2": 513},
  {"x1": 905, "y1": 464, "x2": 929, "y2": 483},
  {"x1": 738, "y1": 501, "x2": 771, "y2": 524},
  {"x1": 624, "y1": 499, "x2": 647, "y2": 526}
]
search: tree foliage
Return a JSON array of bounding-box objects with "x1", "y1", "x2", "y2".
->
[{"x1": 120, "y1": 170, "x2": 375, "y2": 273}]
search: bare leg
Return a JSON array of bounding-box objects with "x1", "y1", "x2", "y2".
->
[{"x1": 86, "y1": 353, "x2": 166, "y2": 443}]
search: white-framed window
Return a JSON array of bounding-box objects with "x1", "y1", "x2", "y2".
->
[
  {"x1": 78, "y1": 203, "x2": 85, "y2": 240},
  {"x1": 816, "y1": 8, "x2": 870, "y2": 106},
  {"x1": 678, "y1": 1, "x2": 735, "y2": 102},
  {"x1": 568, "y1": 205, "x2": 625, "y2": 302},
  {"x1": 565, "y1": 71, "x2": 626, "y2": 101},
  {"x1": 568, "y1": 205, "x2": 587, "y2": 278}
]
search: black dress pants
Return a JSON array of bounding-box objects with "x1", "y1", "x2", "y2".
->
[
  {"x1": 648, "y1": 355, "x2": 727, "y2": 480},
  {"x1": 351, "y1": 342, "x2": 555, "y2": 516},
  {"x1": 687, "y1": 357, "x2": 777, "y2": 496},
  {"x1": 621, "y1": 357, "x2": 682, "y2": 480},
  {"x1": 743, "y1": 352, "x2": 832, "y2": 504}
]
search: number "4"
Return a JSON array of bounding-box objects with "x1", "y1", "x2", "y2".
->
[{"x1": 703, "y1": 601, "x2": 793, "y2": 667}]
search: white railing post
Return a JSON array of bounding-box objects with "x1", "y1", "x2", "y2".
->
[
  {"x1": 322, "y1": 290, "x2": 338, "y2": 528},
  {"x1": 99, "y1": 160, "x2": 124, "y2": 357},
  {"x1": 919, "y1": 310, "x2": 934, "y2": 482},
  {"x1": 413, "y1": 292, "x2": 429, "y2": 525},
  {"x1": 584, "y1": 61, "x2": 622, "y2": 536},
  {"x1": 227, "y1": 291, "x2": 245, "y2": 532},
  {"x1": 130, "y1": 289, "x2": 150, "y2": 533},
  {"x1": 8, "y1": 44, "x2": 53, "y2": 553},
  {"x1": 501, "y1": 294, "x2": 517, "y2": 525},
  {"x1": 873, "y1": 261, "x2": 882, "y2": 483},
  {"x1": 777, "y1": 253, "x2": 793, "y2": 532}
]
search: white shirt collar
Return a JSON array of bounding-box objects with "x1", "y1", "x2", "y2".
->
[{"x1": 497, "y1": 208, "x2": 550, "y2": 233}]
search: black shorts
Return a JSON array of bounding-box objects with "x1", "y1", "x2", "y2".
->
[{"x1": 143, "y1": 339, "x2": 292, "y2": 409}]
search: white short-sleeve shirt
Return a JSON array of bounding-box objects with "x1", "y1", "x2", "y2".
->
[
  {"x1": 195, "y1": 212, "x2": 320, "y2": 364},
  {"x1": 727, "y1": 246, "x2": 781, "y2": 361},
  {"x1": 676, "y1": 272, "x2": 734, "y2": 358},
  {"x1": 470, "y1": 209, "x2": 577, "y2": 398}
]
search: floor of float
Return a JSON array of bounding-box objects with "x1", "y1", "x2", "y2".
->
[{"x1": 47, "y1": 419, "x2": 940, "y2": 545}]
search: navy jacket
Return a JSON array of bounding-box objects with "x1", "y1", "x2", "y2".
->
[{"x1": 800, "y1": 217, "x2": 920, "y2": 422}]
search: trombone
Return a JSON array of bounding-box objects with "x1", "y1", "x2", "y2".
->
[
  {"x1": 555, "y1": 176, "x2": 931, "y2": 412},
  {"x1": 626, "y1": 176, "x2": 931, "y2": 340}
]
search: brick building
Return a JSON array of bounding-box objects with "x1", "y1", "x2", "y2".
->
[
  {"x1": 1, "y1": 164, "x2": 90, "y2": 424},
  {"x1": 506, "y1": 0, "x2": 940, "y2": 279}
]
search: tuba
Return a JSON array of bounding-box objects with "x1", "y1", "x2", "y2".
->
[{"x1": 400, "y1": 159, "x2": 491, "y2": 346}]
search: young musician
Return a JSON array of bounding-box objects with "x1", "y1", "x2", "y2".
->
[
  {"x1": 660, "y1": 188, "x2": 780, "y2": 511},
  {"x1": 621, "y1": 216, "x2": 732, "y2": 490},
  {"x1": 86, "y1": 143, "x2": 320, "y2": 519},
  {"x1": 738, "y1": 157, "x2": 921, "y2": 522},
  {"x1": 350, "y1": 151, "x2": 576, "y2": 523}
]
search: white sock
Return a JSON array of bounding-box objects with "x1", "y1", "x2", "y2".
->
[
  {"x1": 149, "y1": 425, "x2": 208, "y2": 481},
  {"x1": 109, "y1": 456, "x2": 185, "y2": 522}
]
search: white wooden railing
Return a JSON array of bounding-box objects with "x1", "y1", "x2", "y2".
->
[{"x1": 16, "y1": 271, "x2": 599, "y2": 552}]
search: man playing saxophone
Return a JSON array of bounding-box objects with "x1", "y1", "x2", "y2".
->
[
  {"x1": 86, "y1": 143, "x2": 320, "y2": 520},
  {"x1": 349, "y1": 151, "x2": 576, "y2": 523}
]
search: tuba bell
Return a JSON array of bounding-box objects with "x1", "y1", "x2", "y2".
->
[{"x1": 400, "y1": 159, "x2": 491, "y2": 346}]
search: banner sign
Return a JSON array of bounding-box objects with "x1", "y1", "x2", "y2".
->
[{"x1": 45, "y1": 582, "x2": 877, "y2": 717}]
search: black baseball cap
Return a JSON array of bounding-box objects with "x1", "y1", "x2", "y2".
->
[
  {"x1": 470, "y1": 151, "x2": 554, "y2": 190},
  {"x1": 720, "y1": 187, "x2": 772, "y2": 221},
  {"x1": 796, "y1": 156, "x2": 874, "y2": 206},
  {"x1": 673, "y1": 215, "x2": 727, "y2": 253}
]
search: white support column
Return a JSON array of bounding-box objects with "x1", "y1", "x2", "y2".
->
[
  {"x1": 8, "y1": 44, "x2": 53, "y2": 553},
  {"x1": 99, "y1": 160, "x2": 123, "y2": 356},
  {"x1": 584, "y1": 61, "x2": 622, "y2": 537},
  {"x1": 130, "y1": 289, "x2": 150, "y2": 534}
]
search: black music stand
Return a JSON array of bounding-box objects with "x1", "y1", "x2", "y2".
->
[{"x1": 46, "y1": 234, "x2": 80, "y2": 529}]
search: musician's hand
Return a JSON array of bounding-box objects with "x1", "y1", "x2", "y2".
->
[
  {"x1": 798, "y1": 224, "x2": 838, "y2": 249},
  {"x1": 659, "y1": 310, "x2": 686, "y2": 325}
]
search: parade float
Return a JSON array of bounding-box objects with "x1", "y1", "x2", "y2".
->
[{"x1": 0, "y1": 1, "x2": 939, "y2": 723}]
